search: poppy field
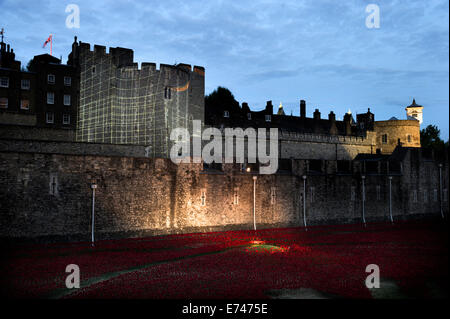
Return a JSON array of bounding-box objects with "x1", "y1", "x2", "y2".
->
[{"x1": 1, "y1": 220, "x2": 448, "y2": 299}]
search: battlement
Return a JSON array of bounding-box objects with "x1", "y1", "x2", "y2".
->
[
  {"x1": 74, "y1": 40, "x2": 205, "y2": 75},
  {"x1": 279, "y1": 130, "x2": 373, "y2": 145}
]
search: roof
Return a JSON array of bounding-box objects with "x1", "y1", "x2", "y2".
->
[{"x1": 406, "y1": 98, "x2": 423, "y2": 108}]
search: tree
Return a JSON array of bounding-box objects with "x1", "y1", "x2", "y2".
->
[
  {"x1": 420, "y1": 125, "x2": 447, "y2": 160},
  {"x1": 204, "y1": 87, "x2": 240, "y2": 124}
]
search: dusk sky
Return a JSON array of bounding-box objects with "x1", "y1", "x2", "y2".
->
[{"x1": 1, "y1": 0, "x2": 448, "y2": 139}]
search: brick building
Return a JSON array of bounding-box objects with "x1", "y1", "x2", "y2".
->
[{"x1": 0, "y1": 38, "x2": 78, "y2": 133}]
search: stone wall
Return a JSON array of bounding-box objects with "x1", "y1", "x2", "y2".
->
[
  {"x1": 374, "y1": 120, "x2": 420, "y2": 154},
  {"x1": 0, "y1": 140, "x2": 447, "y2": 242}
]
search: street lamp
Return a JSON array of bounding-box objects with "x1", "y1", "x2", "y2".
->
[
  {"x1": 388, "y1": 176, "x2": 393, "y2": 223},
  {"x1": 302, "y1": 175, "x2": 307, "y2": 230},
  {"x1": 439, "y1": 164, "x2": 443, "y2": 219},
  {"x1": 90, "y1": 181, "x2": 97, "y2": 247},
  {"x1": 252, "y1": 176, "x2": 257, "y2": 231},
  {"x1": 361, "y1": 175, "x2": 366, "y2": 226}
]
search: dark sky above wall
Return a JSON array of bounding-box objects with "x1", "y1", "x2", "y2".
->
[{"x1": 1, "y1": 0, "x2": 448, "y2": 139}]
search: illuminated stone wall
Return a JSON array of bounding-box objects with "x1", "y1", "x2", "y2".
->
[
  {"x1": 0, "y1": 140, "x2": 447, "y2": 241},
  {"x1": 72, "y1": 42, "x2": 204, "y2": 157}
]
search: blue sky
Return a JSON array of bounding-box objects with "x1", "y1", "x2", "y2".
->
[{"x1": 1, "y1": 0, "x2": 448, "y2": 139}]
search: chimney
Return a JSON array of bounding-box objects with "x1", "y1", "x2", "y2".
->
[
  {"x1": 265, "y1": 101, "x2": 273, "y2": 114},
  {"x1": 328, "y1": 111, "x2": 336, "y2": 122},
  {"x1": 300, "y1": 100, "x2": 306, "y2": 118},
  {"x1": 313, "y1": 109, "x2": 321, "y2": 120}
]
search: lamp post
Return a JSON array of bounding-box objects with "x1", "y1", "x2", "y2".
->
[
  {"x1": 90, "y1": 181, "x2": 97, "y2": 247},
  {"x1": 252, "y1": 176, "x2": 257, "y2": 231},
  {"x1": 302, "y1": 175, "x2": 307, "y2": 230},
  {"x1": 388, "y1": 176, "x2": 393, "y2": 223},
  {"x1": 361, "y1": 175, "x2": 366, "y2": 226},
  {"x1": 439, "y1": 164, "x2": 443, "y2": 219}
]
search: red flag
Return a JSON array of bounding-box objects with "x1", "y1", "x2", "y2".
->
[{"x1": 43, "y1": 35, "x2": 52, "y2": 48}]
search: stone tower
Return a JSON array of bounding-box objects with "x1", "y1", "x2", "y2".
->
[{"x1": 405, "y1": 99, "x2": 423, "y2": 124}]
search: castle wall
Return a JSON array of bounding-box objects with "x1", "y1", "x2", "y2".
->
[
  {"x1": 374, "y1": 120, "x2": 420, "y2": 154},
  {"x1": 279, "y1": 131, "x2": 376, "y2": 160},
  {"x1": 75, "y1": 43, "x2": 204, "y2": 157},
  {"x1": 0, "y1": 140, "x2": 446, "y2": 241}
]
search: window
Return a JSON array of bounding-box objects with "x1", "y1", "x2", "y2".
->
[
  {"x1": 49, "y1": 174, "x2": 58, "y2": 196},
  {"x1": 310, "y1": 187, "x2": 315, "y2": 203},
  {"x1": 433, "y1": 189, "x2": 438, "y2": 202},
  {"x1": 0, "y1": 77, "x2": 9, "y2": 88},
  {"x1": 64, "y1": 76, "x2": 71, "y2": 86},
  {"x1": 64, "y1": 94, "x2": 71, "y2": 106},
  {"x1": 382, "y1": 134, "x2": 388, "y2": 144},
  {"x1": 200, "y1": 189, "x2": 206, "y2": 206},
  {"x1": 47, "y1": 74, "x2": 55, "y2": 84},
  {"x1": 223, "y1": 111, "x2": 229, "y2": 118},
  {"x1": 46, "y1": 112, "x2": 54, "y2": 124},
  {"x1": 0, "y1": 97, "x2": 8, "y2": 108},
  {"x1": 376, "y1": 185, "x2": 381, "y2": 200},
  {"x1": 351, "y1": 186, "x2": 356, "y2": 201},
  {"x1": 412, "y1": 190, "x2": 417, "y2": 203},
  {"x1": 270, "y1": 187, "x2": 276, "y2": 205},
  {"x1": 20, "y1": 99, "x2": 29, "y2": 110},
  {"x1": 21, "y1": 79, "x2": 30, "y2": 90},
  {"x1": 63, "y1": 114, "x2": 70, "y2": 125},
  {"x1": 444, "y1": 189, "x2": 448, "y2": 202},
  {"x1": 233, "y1": 188, "x2": 239, "y2": 205},
  {"x1": 423, "y1": 189, "x2": 428, "y2": 203},
  {"x1": 265, "y1": 115, "x2": 271, "y2": 122},
  {"x1": 164, "y1": 87, "x2": 171, "y2": 99},
  {"x1": 247, "y1": 113, "x2": 252, "y2": 120},
  {"x1": 47, "y1": 92, "x2": 54, "y2": 104},
  {"x1": 407, "y1": 135, "x2": 411, "y2": 143},
  {"x1": 92, "y1": 67, "x2": 96, "y2": 74}
]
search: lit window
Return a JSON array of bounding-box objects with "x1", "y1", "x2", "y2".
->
[
  {"x1": 0, "y1": 77, "x2": 9, "y2": 88},
  {"x1": 47, "y1": 92, "x2": 54, "y2": 104},
  {"x1": 21, "y1": 79, "x2": 30, "y2": 90},
  {"x1": 382, "y1": 134, "x2": 388, "y2": 144},
  {"x1": 20, "y1": 99, "x2": 29, "y2": 110},
  {"x1": 224, "y1": 111, "x2": 229, "y2": 118},
  {"x1": 63, "y1": 114, "x2": 70, "y2": 125},
  {"x1": 64, "y1": 76, "x2": 71, "y2": 86},
  {"x1": 46, "y1": 112, "x2": 54, "y2": 124},
  {"x1": 47, "y1": 74, "x2": 55, "y2": 84},
  {"x1": 64, "y1": 94, "x2": 71, "y2": 106},
  {"x1": 0, "y1": 97, "x2": 8, "y2": 108},
  {"x1": 265, "y1": 115, "x2": 271, "y2": 122}
]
